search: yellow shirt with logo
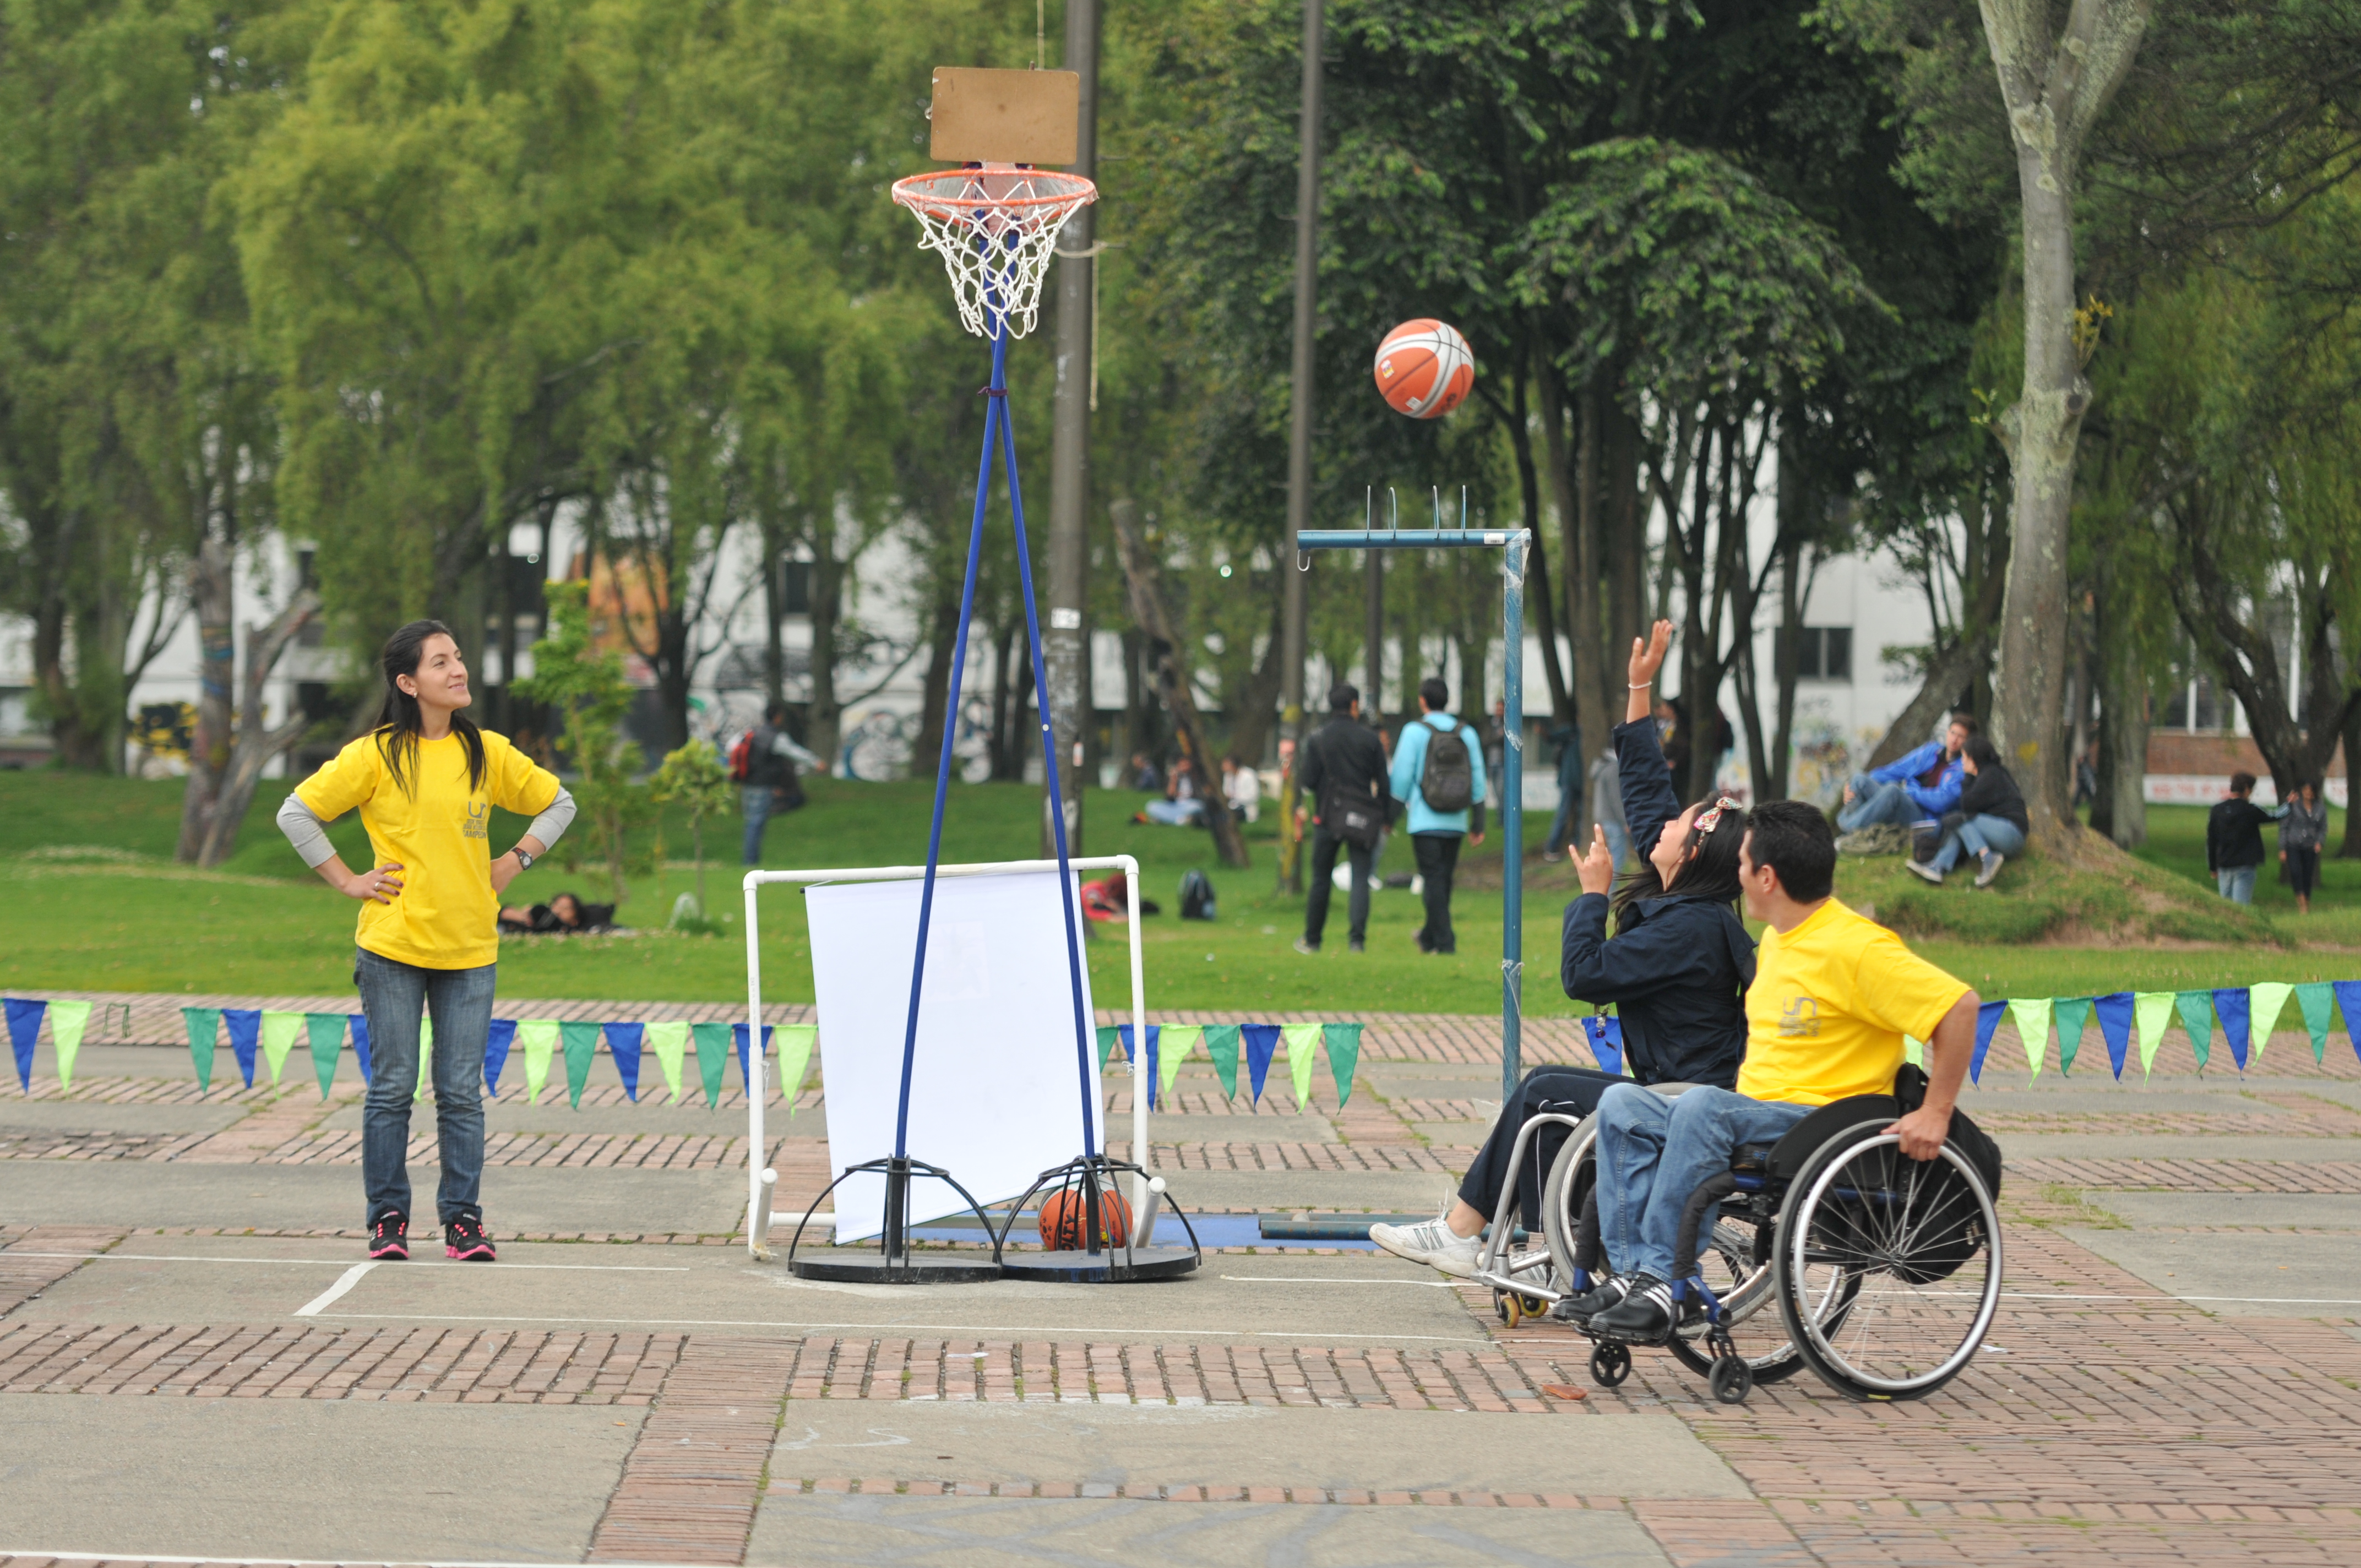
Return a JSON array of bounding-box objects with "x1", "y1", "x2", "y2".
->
[
  {"x1": 295, "y1": 728, "x2": 560, "y2": 970},
  {"x1": 1737, "y1": 899, "x2": 1970, "y2": 1106}
]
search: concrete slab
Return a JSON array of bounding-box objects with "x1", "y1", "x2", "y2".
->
[
  {"x1": 1962, "y1": 1090, "x2": 2303, "y2": 1115},
  {"x1": 1155, "y1": 1114, "x2": 1345, "y2": 1143},
  {"x1": 760, "y1": 1401, "x2": 1747, "y2": 1498},
  {"x1": 1154, "y1": 1172, "x2": 1465, "y2": 1213},
  {"x1": 0, "y1": 1158, "x2": 750, "y2": 1235},
  {"x1": 1410, "y1": 1121, "x2": 1493, "y2": 1143},
  {"x1": 2061, "y1": 1228, "x2": 2361, "y2": 1316},
  {"x1": 2084, "y1": 1192, "x2": 2361, "y2": 1229},
  {"x1": 747, "y1": 1493, "x2": 1673, "y2": 1566},
  {"x1": 12, "y1": 1239, "x2": 1495, "y2": 1347},
  {"x1": 0, "y1": 1392, "x2": 637, "y2": 1561},
  {"x1": 1993, "y1": 1134, "x2": 2361, "y2": 1162},
  {"x1": 0, "y1": 1102, "x2": 249, "y2": 1135}
]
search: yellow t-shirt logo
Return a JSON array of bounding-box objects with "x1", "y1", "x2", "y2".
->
[
  {"x1": 463, "y1": 802, "x2": 489, "y2": 840},
  {"x1": 1779, "y1": 996, "x2": 1821, "y2": 1038}
]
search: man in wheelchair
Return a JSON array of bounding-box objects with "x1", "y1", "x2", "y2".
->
[{"x1": 1568, "y1": 799, "x2": 1982, "y2": 1344}]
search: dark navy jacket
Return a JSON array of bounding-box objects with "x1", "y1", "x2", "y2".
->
[{"x1": 1559, "y1": 717, "x2": 1755, "y2": 1088}]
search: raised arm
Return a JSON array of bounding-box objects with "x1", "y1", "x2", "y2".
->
[{"x1": 1614, "y1": 620, "x2": 1682, "y2": 848}]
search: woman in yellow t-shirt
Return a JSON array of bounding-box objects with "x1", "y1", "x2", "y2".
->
[{"x1": 276, "y1": 620, "x2": 574, "y2": 1264}]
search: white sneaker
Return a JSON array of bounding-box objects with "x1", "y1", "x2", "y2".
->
[{"x1": 1369, "y1": 1215, "x2": 1482, "y2": 1277}]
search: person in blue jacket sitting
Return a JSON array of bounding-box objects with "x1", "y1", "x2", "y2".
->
[{"x1": 1837, "y1": 712, "x2": 1974, "y2": 833}]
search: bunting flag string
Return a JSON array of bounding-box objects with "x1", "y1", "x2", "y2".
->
[
  {"x1": 689, "y1": 1021, "x2": 729, "y2": 1108},
  {"x1": 346, "y1": 1014, "x2": 373, "y2": 1086},
  {"x1": 260, "y1": 1011, "x2": 303, "y2": 1088},
  {"x1": 2007, "y1": 998, "x2": 2053, "y2": 1083},
  {"x1": 603, "y1": 1022, "x2": 644, "y2": 1103},
  {"x1": 516, "y1": 1020, "x2": 559, "y2": 1105},
  {"x1": 1204, "y1": 1024, "x2": 1242, "y2": 1101},
  {"x1": 1324, "y1": 1023, "x2": 1363, "y2": 1108},
  {"x1": 559, "y1": 1021, "x2": 601, "y2": 1109},
  {"x1": 1158, "y1": 1025, "x2": 1203, "y2": 1109},
  {"x1": 1967, "y1": 999, "x2": 2007, "y2": 1084},
  {"x1": 774, "y1": 1024, "x2": 818, "y2": 1110},
  {"x1": 2134, "y1": 992, "x2": 2176, "y2": 1079},
  {"x1": 223, "y1": 1009, "x2": 260, "y2": 1091},
  {"x1": 483, "y1": 1017, "x2": 518, "y2": 1096},
  {"x1": 2248, "y1": 982, "x2": 2293, "y2": 1065},
  {"x1": 304, "y1": 1012, "x2": 346, "y2": 1100},
  {"x1": 1241, "y1": 1024, "x2": 1280, "y2": 1106},
  {"x1": 2212, "y1": 987, "x2": 2251, "y2": 1072},
  {"x1": 2174, "y1": 991, "x2": 2217, "y2": 1074},
  {"x1": 2093, "y1": 993, "x2": 2134, "y2": 1080},
  {"x1": 645, "y1": 1020, "x2": 688, "y2": 1104},
  {"x1": 1281, "y1": 1023, "x2": 1323, "y2": 1109},
  {"x1": 6, "y1": 997, "x2": 44, "y2": 1092},
  {"x1": 2299, "y1": 982, "x2": 2337, "y2": 1062},
  {"x1": 48, "y1": 999, "x2": 90, "y2": 1093},
  {"x1": 182, "y1": 1006, "x2": 222, "y2": 1093},
  {"x1": 2052, "y1": 995, "x2": 2093, "y2": 1077},
  {"x1": 2335, "y1": 982, "x2": 2361, "y2": 1067},
  {"x1": 730, "y1": 1023, "x2": 773, "y2": 1096}
]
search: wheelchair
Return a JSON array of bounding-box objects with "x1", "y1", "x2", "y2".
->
[{"x1": 1471, "y1": 1076, "x2": 2003, "y2": 1404}]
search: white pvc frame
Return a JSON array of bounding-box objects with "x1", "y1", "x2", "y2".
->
[{"x1": 741, "y1": 856, "x2": 1149, "y2": 1258}]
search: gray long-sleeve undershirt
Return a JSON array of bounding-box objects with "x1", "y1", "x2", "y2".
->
[{"x1": 276, "y1": 786, "x2": 577, "y2": 869}]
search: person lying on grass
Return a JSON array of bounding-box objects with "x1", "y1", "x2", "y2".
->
[
  {"x1": 497, "y1": 890, "x2": 618, "y2": 935},
  {"x1": 1370, "y1": 620, "x2": 1755, "y2": 1279}
]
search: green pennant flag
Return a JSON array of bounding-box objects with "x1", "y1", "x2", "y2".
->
[
  {"x1": 1097, "y1": 1025, "x2": 1122, "y2": 1072},
  {"x1": 515, "y1": 1020, "x2": 559, "y2": 1104},
  {"x1": 560, "y1": 1021, "x2": 601, "y2": 1108},
  {"x1": 1281, "y1": 1023, "x2": 1322, "y2": 1110},
  {"x1": 304, "y1": 1012, "x2": 346, "y2": 1101},
  {"x1": 2132, "y1": 991, "x2": 2176, "y2": 1080},
  {"x1": 2008, "y1": 997, "x2": 2053, "y2": 1082},
  {"x1": 645, "y1": 1021, "x2": 689, "y2": 1103},
  {"x1": 1203, "y1": 1025, "x2": 1241, "y2": 1100},
  {"x1": 47, "y1": 1000, "x2": 91, "y2": 1093},
  {"x1": 2295, "y1": 981, "x2": 2336, "y2": 1062},
  {"x1": 1324, "y1": 1022, "x2": 1363, "y2": 1108},
  {"x1": 417, "y1": 1016, "x2": 434, "y2": 1101},
  {"x1": 260, "y1": 1011, "x2": 303, "y2": 1088},
  {"x1": 2052, "y1": 997, "x2": 2093, "y2": 1077},
  {"x1": 775, "y1": 1024, "x2": 818, "y2": 1110},
  {"x1": 181, "y1": 1006, "x2": 222, "y2": 1093},
  {"x1": 2174, "y1": 990, "x2": 2216, "y2": 1072},
  {"x1": 690, "y1": 1021, "x2": 731, "y2": 1108},
  {"x1": 2247, "y1": 982, "x2": 2293, "y2": 1064},
  {"x1": 1157, "y1": 1025, "x2": 1202, "y2": 1107}
]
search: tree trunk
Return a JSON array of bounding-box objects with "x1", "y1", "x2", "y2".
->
[
  {"x1": 1225, "y1": 582, "x2": 1288, "y2": 767},
  {"x1": 1604, "y1": 401, "x2": 1647, "y2": 692},
  {"x1": 1111, "y1": 498, "x2": 1250, "y2": 868},
  {"x1": 2341, "y1": 701, "x2": 2361, "y2": 859},
  {"x1": 988, "y1": 618, "x2": 1020, "y2": 781},
  {"x1": 2093, "y1": 591, "x2": 2148, "y2": 848},
  {"x1": 910, "y1": 574, "x2": 961, "y2": 781},
  {"x1": 760, "y1": 523, "x2": 788, "y2": 705},
  {"x1": 198, "y1": 590, "x2": 322, "y2": 866},
  {"x1": 1503, "y1": 371, "x2": 1573, "y2": 725},
  {"x1": 806, "y1": 524, "x2": 845, "y2": 772},
  {"x1": 1533, "y1": 354, "x2": 1606, "y2": 792},
  {"x1": 177, "y1": 535, "x2": 238, "y2": 863}
]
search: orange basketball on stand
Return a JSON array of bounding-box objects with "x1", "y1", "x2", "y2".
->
[
  {"x1": 1374, "y1": 319, "x2": 1475, "y2": 418},
  {"x1": 1037, "y1": 1183, "x2": 1134, "y2": 1250}
]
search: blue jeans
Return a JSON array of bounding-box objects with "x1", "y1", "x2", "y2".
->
[
  {"x1": 742, "y1": 784, "x2": 776, "y2": 865},
  {"x1": 1145, "y1": 798, "x2": 1205, "y2": 825},
  {"x1": 1931, "y1": 814, "x2": 2027, "y2": 874},
  {"x1": 353, "y1": 948, "x2": 496, "y2": 1229},
  {"x1": 1838, "y1": 774, "x2": 1921, "y2": 832},
  {"x1": 1593, "y1": 1084, "x2": 1810, "y2": 1283},
  {"x1": 2217, "y1": 864, "x2": 2257, "y2": 904}
]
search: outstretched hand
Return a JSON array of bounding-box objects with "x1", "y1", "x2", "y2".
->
[
  {"x1": 1577, "y1": 825, "x2": 1617, "y2": 896},
  {"x1": 1628, "y1": 619, "x2": 1674, "y2": 690}
]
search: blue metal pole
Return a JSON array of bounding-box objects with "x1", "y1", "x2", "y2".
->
[{"x1": 1500, "y1": 534, "x2": 1525, "y2": 1107}]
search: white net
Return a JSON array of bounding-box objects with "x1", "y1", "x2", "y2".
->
[{"x1": 892, "y1": 166, "x2": 1097, "y2": 340}]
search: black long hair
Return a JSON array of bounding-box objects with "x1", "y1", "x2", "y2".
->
[
  {"x1": 1608, "y1": 800, "x2": 1747, "y2": 932},
  {"x1": 374, "y1": 619, "x2": 487, "y2": 798}
]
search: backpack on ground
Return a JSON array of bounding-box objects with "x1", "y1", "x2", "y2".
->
[
  {"x1": 1417, "y1": 716, "x2": 1475, "y2": 813},
  {"x1": 1179, "y1": 868, "x2": 1217, "y2": 921}
]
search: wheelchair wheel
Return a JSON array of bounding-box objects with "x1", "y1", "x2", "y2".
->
[
  {"x1": 1588, "y1": 1341, "x2": 1631, "y2": 1387},
  {"x1": 1663, "y1": 1217, "x2": 1840, "y2": 1387},
  {"x1": 1773, "y1": 1128, "x2": 2003, "y2": 1403},
  {"x1": 1539, "y1": 1117, "x2": 1597, "y2": 1283}
]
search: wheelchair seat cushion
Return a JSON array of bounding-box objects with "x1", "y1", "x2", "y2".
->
[{"x1": 1766, "y1": 1095, "x2": 1897, "y2": 1179}]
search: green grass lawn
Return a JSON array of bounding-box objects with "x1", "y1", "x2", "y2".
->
[{"x1": 4, "y1": 770, "x2": 2359, "y2": 1011}]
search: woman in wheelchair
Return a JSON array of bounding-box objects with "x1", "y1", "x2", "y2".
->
[
  {"x1": 1373, "y1": 621, "x2": 1756, "y2": 1277},
  {"x1": 1558, "y1": 799, "x2": 2000, "y2": 1403}
]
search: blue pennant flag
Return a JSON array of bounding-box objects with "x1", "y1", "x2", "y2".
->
[
  {"x1": 1241, "y1": 1024, "x2": 1281, "y2": 1106},
  {"x1": 2335, "y1": 982, "x2": 2361, "y2": 1068},
  {"x1": 483, "y1": 1017, "x2": 517, "y2": 1095},
  {"x1": 1585, "y1": 1016, "x2": 1624, "y2": 1077},
  {"x1": 2092, "y1": 992, "x2": 2135, "y2": 1080},
  {"x1": 605, "y1": 1022, "x2": 644, "y2": 1102},
  {"x1": 5, "y1": 997, "x2": 46, "y2": 1091},
  {"x1": 1117, "y1": 1025, "x2": 1161, "y2": 1107},
  {"x1": 347, "y1": 1014, "x2": 373, "y2": 1086},
  {"x1": 732, "y1": 1023, "x2": 774, "y2": 1095},
  {"x1": 1968, "y1": 999, "x2": 2008, "y2": 1085},
  {"x1": 2212, "y1": 988, "x2": 2252, "y2": 1071},
  {"x1": 222, "y1": 1008, "x2": 260, "y2": 1090}
]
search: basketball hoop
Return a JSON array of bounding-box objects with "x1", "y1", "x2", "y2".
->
[{"x1": 892, "y1": 164, "x2": 1096, "y2": 339}]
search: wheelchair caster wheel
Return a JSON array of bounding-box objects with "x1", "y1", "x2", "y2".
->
[
  {"x1": 1709, "y1": 1354, "x2": 1753, "y2": 1404},
  {"x1": 1521, "y1": 1295, "x2": 1548, "y2": 1318},
  {"x1": 1503, "y1": 1293, "x2": 1524, "y2": 1327},
  {"x1": 1493, "y1": 1289, "x2": 1511, "y2": 1324},
  {"x1": 1589, "y1": 1342, "x2": 1631, "y2": 1388}
]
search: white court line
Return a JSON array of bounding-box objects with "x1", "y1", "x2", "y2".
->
[
  {"x1": 0, "y1": 1554, "x2": 677, "y2": 1568},
  {"x1": 293, "y1": 1262, "x2": 378, "y2": 1317},
  {"x1": 4, "y1": 1251, "x2": 687, "y2": 1272},
  {"x1": 305, "y1": 1310, "x2": 1489, "y2": 1343},
  {"x1": 1220, "y1": 1275, "x2": 1459, "y2": 1288},
  {"x1": 2001, "y1": 1289, "x2": 2361, "y2": 1306}
]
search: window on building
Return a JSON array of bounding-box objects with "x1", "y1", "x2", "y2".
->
[
  {"x1": 1791, "y1": 626, "x2": 1853, "y2": 682},
  {"x1": 778, "y1": 557, "x2": 812, "y2": 617}
]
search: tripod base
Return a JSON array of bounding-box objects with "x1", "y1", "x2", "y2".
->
[
  {"x1": 995, "y1": 1154, "x2": 1203, "y2": 1284},
  {"x1": 783, "y1": 1153, "x2": 1005, "y2": 1286},
  {"x1": 1000, "y1": 1248, "x2": 1200, "y2": 1283}
]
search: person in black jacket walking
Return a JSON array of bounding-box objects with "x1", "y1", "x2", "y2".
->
[
  {"x1": 1372, "y1": 622, "x2": 1754, "y2": 1277},
  {"x1": 2207, "y1": 771, "x2": 2286, "y2": 905},
  {"x1": 1294, "y1": 683, "x2": 1392, "y2": 953},
  {"x1": 1906, "y1": 736, "x2": 2028, "y2": 889}
]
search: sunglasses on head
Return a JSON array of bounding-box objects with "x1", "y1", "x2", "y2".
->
[{"x1": 1692, "y1": 796, "x2": 1745, "y2": 836}]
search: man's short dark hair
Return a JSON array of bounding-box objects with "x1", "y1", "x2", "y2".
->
[
  {"x1": 1328, "y1": 682, "x2": 1359, "y2": 713},
  {"x1": 1418, "y1": 677, "x2": 1450, "y2": 712},
  {"x1": 764, "y1": 699, "x2": 791, "y2": 726},
  {"x1": 2229, "y1": 771, "x2": 2256, "y2": 796},
  {"x1": 1745, "y1": 799, "x2": 1837, "y2": 903},
  {"x1": 1949, "y1": 712, "x2": 1978, "y2": 736}
]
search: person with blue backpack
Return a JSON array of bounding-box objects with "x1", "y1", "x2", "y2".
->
[{"x1": 1388, "y1": 677, "x2": 1487, "y2": 955}]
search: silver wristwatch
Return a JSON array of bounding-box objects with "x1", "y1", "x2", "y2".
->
[{"x1": 513, "y1": 847, "x2": 535, "y2": 872}]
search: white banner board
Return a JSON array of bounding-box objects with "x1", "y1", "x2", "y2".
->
[{"x1": 806, "y1": 871, "x2": 1102, "y2": 1242}]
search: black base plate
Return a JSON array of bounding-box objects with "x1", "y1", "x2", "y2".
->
[
  {"x1": 998, "y1": 1248, "x2": 1201, "y2": 1283},
  {"x1": 787, "y1": 1250, "x2": 1005, "y2": 1285}
]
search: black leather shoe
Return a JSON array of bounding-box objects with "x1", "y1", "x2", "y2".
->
[
  {"x1": 1549, "y1": 1275, "x2": 1629, "y2": 1324},
  {"x1": 1590, "y1": 1273, "x2": 1675, "y2": 1342}
]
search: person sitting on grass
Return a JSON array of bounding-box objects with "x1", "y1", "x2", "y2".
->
[
  {"x1": 1136, "y1": 755, "x2": 1205, "y2": 826},
  {"x1": 497, "y1": 890, "x2": 616, "y2": 935},
  {"x1": 1907, "y1": 735, "x2": 2028, "y2": 888},
  {"x1": 1567, "y1": 799, "x2": 1981, "y2": 1342},
  {"x1": 1838, "y1": 714, "x2": 1972, "y2": 835},
  {"x1": 1370, "y1": 621, "x2": 1755, "y2": 1278}
]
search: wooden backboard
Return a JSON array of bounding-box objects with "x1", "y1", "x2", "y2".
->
[{"x1": 928, "y1": 67, "x2": 1079, "y2": 165}]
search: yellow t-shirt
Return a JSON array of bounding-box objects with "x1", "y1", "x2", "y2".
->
[
  {"x1": 1737, "y1": 899, "x2": 1970, "y2": 1106},
  {"x1": 296, "y1": 727, "x2": 560, "y2": 970}
]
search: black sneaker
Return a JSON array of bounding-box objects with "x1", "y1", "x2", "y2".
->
[
  {"x1": 1549, "y1": 1275, "x2": 1629, "y2": 1324},
  {"x1": 444, "y1": 1217, "x2": 497, "y2": 1262},
  {"x1": 1591, "y1": 1273, "x2": 1674, "y2": 1342},
  {"x1": 369, "y1": 1212, "x2": 409, "y2": 1261},
  {"x1": 1347, "y1": 938, "x2": 1366, "y2": 953}
]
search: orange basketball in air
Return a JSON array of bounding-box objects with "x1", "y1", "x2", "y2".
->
[
  {"x1": 1038, "y1": 1183, "x2": 1134, "y2": 1250},
  {"x1": 1374, "y1": 319, "x2": 1475, "y2": 419}
]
